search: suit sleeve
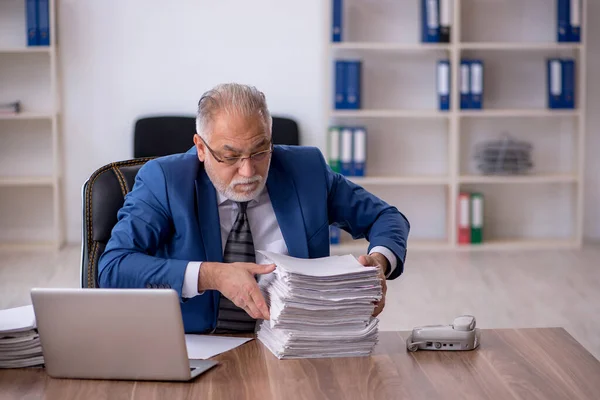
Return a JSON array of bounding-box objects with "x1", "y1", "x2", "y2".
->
[
  {"x1": 321, "y1": 154, "x2": 410, "y2": 279},
  {"x1": 98, "y1": 160, "x2": 189, "y2": 297}
]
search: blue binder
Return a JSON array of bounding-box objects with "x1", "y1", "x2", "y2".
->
[
  {"x1": 26, "y1": 0, "x2": 38, "y2": 46},
  {"x1": 460, "y1": 60, "x2": 470, "y2": 109},
  {"x1": 547, "y1": 59, "x2": 563, "y2": 109},
  {"x1": 562, "y1": 59, "x2": 575, "y2": 109},
  {"x1": 346, "y1": 60, "x2": 362, "y2": 110},
  {"x1": 437, "y1": 60, "x2": 450, "y2": 111},
  {"x1": 439, "y1": 0, "x2": 451, "y2": 43},
  {"x1": 569, "y1": 0, "x2": 581, "y2": 42},
  {"x1": 470, "y1": 60, "x2": 483, "y2": 109},
  {"x1": 329, "y1": 225, "x2": 341, "y2": 245},
  {"x1": 421, "y1": 0, "x2": 440, "y2": 43},
  {"x1": 38, "y1": 0, "x2": 50, "y2": 46},
  {"x1": 332, "y1": 0, "x2": 343, "y2": 42},
  {"x1": 335, "y1": 61, "x2": 347, "y2": 109},
  {"x1": 557, "y1": 0, "x2": 570, "y2": 42}
]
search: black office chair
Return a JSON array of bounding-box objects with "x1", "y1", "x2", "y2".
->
[
  {"x1": 133, "y1": 115, "x2": 300, "y2": 158},
  {"x1": 81, "y1": 158, "x2": 153, "y2": 288},
  {"x1": 82, "y1": 115, "x2": 300, "y2": 287}
]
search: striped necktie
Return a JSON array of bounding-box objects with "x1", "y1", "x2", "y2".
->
[{"x1": 213, "y1": 201, "x2": 258, "y2": 333}]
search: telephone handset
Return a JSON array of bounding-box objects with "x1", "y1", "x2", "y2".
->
[{"x1": 406, "y1": 315, "x2": 480, "y2": 352}]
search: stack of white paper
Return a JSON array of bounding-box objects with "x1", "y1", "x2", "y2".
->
[
  {"x1": 0, "y1": 305, "x2": 44, "y2": 368},
  {"x1": 256, "y1": 251, "x2": 381, "y2": 359}
]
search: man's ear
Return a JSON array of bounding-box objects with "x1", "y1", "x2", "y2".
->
[{"x1": 193, "y1": 134, "x2": 206, "y2": 162}]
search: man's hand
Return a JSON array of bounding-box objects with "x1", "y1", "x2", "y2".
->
[
  {"x1": 358, "y1": 253, "x2": 388, "y2": 317},
  {"x1": 198, "y1": 262, "x2": 276, "y2": 320}
]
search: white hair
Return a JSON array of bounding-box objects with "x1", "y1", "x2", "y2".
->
[{"x1": 195, "y1": 83, "x2": 273, "y2": 140}]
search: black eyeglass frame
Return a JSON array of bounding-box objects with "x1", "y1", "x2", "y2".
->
[{"x1": 198, "y1": 135, "x2": 273, "y2": 166}]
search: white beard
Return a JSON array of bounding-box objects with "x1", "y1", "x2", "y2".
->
[{"x1": 204, "y1": 157, "x2": 270, "y2": 202}]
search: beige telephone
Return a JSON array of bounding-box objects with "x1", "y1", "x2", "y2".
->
[{"x1": 406, "y1": 315, "x2": 480, "y2": 352}]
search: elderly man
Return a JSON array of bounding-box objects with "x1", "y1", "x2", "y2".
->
[{"x1": 98, "y1": 83, "x2": 410, "y2": 333}]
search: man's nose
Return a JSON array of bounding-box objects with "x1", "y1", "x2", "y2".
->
[{"x1": 237, "y1": 157, "x2": 255, "y2": 177}]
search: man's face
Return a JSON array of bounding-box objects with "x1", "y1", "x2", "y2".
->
[{"x1": 194, "y1": 112, "x2": 272, "y2": 202}]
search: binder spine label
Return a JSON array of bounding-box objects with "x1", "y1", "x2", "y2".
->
[
  {"x1": 438, "y1": 60, "x2": 450, "y2": 111},
  {"x1": 340, "y1": 128, "x2": 353, "y2": 176},
  {"x1": 328, "y1": 127, "x2": 341, "y2": 173},
  {"x1": 471, "y1": 197, "x2": 482, "y2": 228},
  {"x1": 352, "y1": 128, "x2": 366, "y2": 177},
  {"x1": 427, "y1": 0, "x2": 439, "y2": 30},
  {"x1": 470, "y1": 61, "x2": 483, "y2": 109}
]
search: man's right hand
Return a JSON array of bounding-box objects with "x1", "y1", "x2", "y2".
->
[{"x1": 198, "y1": 262, "x2": 276, "y2": 320}]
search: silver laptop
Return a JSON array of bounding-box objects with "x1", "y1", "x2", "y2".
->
[{"x1": 30, "y1": 288, "x2": 218, "y2": 381}]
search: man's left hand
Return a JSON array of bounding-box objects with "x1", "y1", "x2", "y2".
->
[{"x1": 357, "y1": 253, "x2": 388, "y2": 317}]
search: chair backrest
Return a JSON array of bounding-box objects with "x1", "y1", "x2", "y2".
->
[
  {"x1": 81, "y1": 158, "x2": 154, "y2": 288},
  {"x1": 133, "y1": 115, "x2": 299, "y2": 158}
]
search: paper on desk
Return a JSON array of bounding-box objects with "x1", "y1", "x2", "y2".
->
[
  {"x1": 185, "y1": 334, "x2": 253, "y2": 360},
  {"x1": 0, "y1": 305, "x2": 36, "y2": 335},
  {"x1": 258, "y1": 251, "x2": 378, "y2": 277}
]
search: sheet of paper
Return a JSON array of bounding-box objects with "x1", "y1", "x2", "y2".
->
[
  {"x1": 185, "y1": 334, "x2": 253, "y2": 360},
  {"x1": 258, "y1": 250, "x2": 377, "y2": 277},
  {"x1": 0, "y1": 305, "x2": 36, "y2": 335},
  {"x1": 255, "y1": 251, "x2": 381, "y2": 359}
]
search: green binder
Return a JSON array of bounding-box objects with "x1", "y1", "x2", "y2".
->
[
  {"x1": 328, "y1": 126, "x2": 341, "y2": 173},
  {"x1": 470, "y1": 192, "x2": 484, "y2": 244}
]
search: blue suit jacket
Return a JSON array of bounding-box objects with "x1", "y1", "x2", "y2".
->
[{"x1": 98, "y1": 145, "x2": 410, "y2": 333}]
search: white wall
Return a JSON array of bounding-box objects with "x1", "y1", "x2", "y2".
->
[
  {"x1": 58, "y1": 0, "x2": 326, "y2": 243},
  {"x1": 57, "y1": 0, "x2": 600, "y2": 244},
  {"x1": 584, "y1": 1, "x2": 600, "y2": 240}
]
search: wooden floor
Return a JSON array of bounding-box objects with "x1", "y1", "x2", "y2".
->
[{"x1": 1, "y1": 244, "x2": 599, "y2": 361}]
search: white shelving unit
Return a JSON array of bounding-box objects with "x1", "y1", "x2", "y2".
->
[
  {"x1": 0, "y1": 0, "x2": 63, "y2": 250},
  {"x1": 325, "y1": 0, "x2": 587, "y2": 253}
]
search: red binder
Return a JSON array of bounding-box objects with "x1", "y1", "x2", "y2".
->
[{"x1": 458, "y1": 192, "x2": 471, "y2": 245}]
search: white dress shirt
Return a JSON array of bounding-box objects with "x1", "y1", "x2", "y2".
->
[{"x1": 182, "y1": 188, "x2": 397, "y2": 298}]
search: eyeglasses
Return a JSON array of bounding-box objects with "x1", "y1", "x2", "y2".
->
[{"x1": 199, "y1": 136, "x2": 273, "y2": 166}]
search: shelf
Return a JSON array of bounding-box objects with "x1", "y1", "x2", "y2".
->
[
  {"x1": 348, "y1": 176, "x2": 448, "y2": 186},
  {"x1": 459, "y1": 174, "x2": 578, "y2": 184},
  {"x1": 0, "y1": 241, "x2": 58, "y2": 252},
  {"x1": 0, "y1": 112, "x2": 56, "y2": 121},
  {"x1": 0, "y1": 176, "x2": 54, "y2": 187},
  {"x1": 330, "y1": 110, "x2": 449, "y2": 119},
  {"x1": 330, "y1": 238, "x2": 451, "y2": 255},
  {"x1": 460, "y1": 42, "x2": 582, "y2": 51},
  {"x1": 331, "y1": 42, "x2": 450, "y2": 52},
  {"x1": 459, "y1": 109, "x2": 580, "y2": 118},
  {"x1": 331, "y1": 238, "x2": 578, "y2": 253},
  {"x1": 457, "y1": 238, "x2": 578, "y2": 251},
  {"x1": 323, "y1": 1, "x2": 587, "y2": 252},
  {"x1": 0, "y1": 46, "x2": 53, "y2": 54}
]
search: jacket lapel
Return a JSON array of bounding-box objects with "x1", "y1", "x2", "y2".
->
[
  {"x1": 195, "y1": 167, "x2": 223, "y2": 263},
  {"x1": 266, "y1": 155, "x2": 309, "y2": 259}
]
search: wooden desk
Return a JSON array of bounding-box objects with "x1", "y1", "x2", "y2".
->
[{"x1": 1, "y1": 328, "x2": 599, "y2": 399}]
